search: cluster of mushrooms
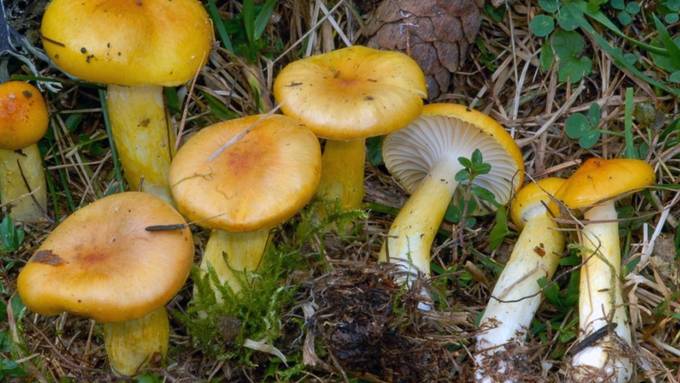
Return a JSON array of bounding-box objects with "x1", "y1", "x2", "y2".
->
[{"x1": 0, "y1": 0, "x2": 656, "y2": 381}]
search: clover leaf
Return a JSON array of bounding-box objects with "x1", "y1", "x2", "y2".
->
[
  {"x1": 530, "y1": 15, "x2": 555, "y2": 37},
  {"x1": 565, "y1": 103, "x2": 602, "y2": 149}
]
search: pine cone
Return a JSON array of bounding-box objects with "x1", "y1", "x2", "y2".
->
[{"x1": 364, "y1": 0, "x2": 483, "y2": 99}]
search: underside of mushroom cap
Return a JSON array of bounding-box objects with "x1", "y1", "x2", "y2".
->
[
  {"x1": 41, "y1": 0, "x2": 213, "y2": 86},
  {"x1": 273, "y1": 45, "x2": 427, "y2": 140},
  {"x1": 17, "y1": 192, "x2": 194, "y2": 323},
  {"x1": 510, "y1": 177, "x2": 565, "y2": 228},
  {"x1": 557, "y1": 158, "x2": 655, "y2": 210},
  {"x1": 0, "y1": 81, "x2": 48, "y2": 150},
  {"x1": 383, "y1": 104, "x2": 523, "y2": 214},
  {"x1": 169, "y1": 114, "x2": 322, "y2": 232}
]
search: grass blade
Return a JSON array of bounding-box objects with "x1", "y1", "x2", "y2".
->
[
  {"x1": 624, "y1": 87, "x2": 636, "y2": 158},
  {"x1": 206, "y1": 0, "x2": 234, "y2": 52}
]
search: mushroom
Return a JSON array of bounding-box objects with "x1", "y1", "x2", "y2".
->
[
  {"x1": 0, "y1": 81, "x2": 48, "y2": 222},
  {"x1": 273, "y1": 45, "x2": 426, "y2": 215},
  {"x1": 475, "y1": 177, "x2": 566, "y2": 382},
  {"x1": 380, "y1": 103, "x2": 524, "y2": 280},
  {"x1": 556, "y1": 158, "x2": 654, "y2": 382},
  {"x1": 40, "y1": 0, "x2": 213, "y2": 202},
  {"x1": 17, "y1": 192, "x2": 193, "y2": 376},
  {"x1": 169, "y1": 115, "x2": 321, "y2": 295}
]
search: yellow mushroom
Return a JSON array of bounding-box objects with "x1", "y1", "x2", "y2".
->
[
  {"x1": 0, "y1": 81, "x2": 49, "y2": 222},
  {"x1": 169, "y1": 115, "x2": 321, "y2": 296},
  {"x1": 273, "y1": 45, "x2": 427, "y2": 215},
  {"x1": 41, "y1": 0, "x2": 213, "y2": 202},
  {"x1": 557, "y1": 158, "x2": 654, "y2": 382},
  {"x1": 17, "y1": 192, "x2": 194, "y2": 376},
  {"x1": 380, "y1": 104, "x2": 524, "y2": 282}
]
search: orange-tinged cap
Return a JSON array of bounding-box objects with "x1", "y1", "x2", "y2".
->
[
  {"x1": 169, "y1": 115, "x2": 322, "y2": 232},
  {"x1": 0, "y1": 81, "x2": 48, "y2": 150},
  {"x1": 41, "y1": 0, "x2": 213, "y2": 86},
  {"x1": 556, "y1": 158, "x2": 655, "y2": 209},
  {"x1": 17, "y1": 192, "x2": 193, "y2": 323},
  {"x1": 510, "y1": 177, "x2": 565, "y2": 228},
  {"x1": 273, "y1": 45, "x2": 427, "y2": 140}
]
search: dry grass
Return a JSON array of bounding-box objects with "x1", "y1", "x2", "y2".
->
[{"x1": 1, "y1": 0, "x2": 678, "y2": 382}]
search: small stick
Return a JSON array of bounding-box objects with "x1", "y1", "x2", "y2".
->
[
  {"x1": 145, "y1": 223, "x2": 187, "y2": 232},
  {"x1": 569, "y1": 323, "x2": 617, "y2": 355}
]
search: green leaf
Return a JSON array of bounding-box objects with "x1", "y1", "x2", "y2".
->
[
  {"x1": 617, "y1": 10, "x2": 633, "y2": 25},
  {"x1": 254, "y1": 0, "x2": 277, "y2": 40},
  {"x1": 626, "y1": 2, "x2": 641, "y2": 14},
  {"x1": 136, "y1": 374, "x2": 162, "y2": 383},
  {"x1": 624, "y1": 87, "x2": 637, "y2": 158},
  {"x1": 623, "y1": 52, "x2": 638, "y2": 65},
  {"x1": 472, "y1": 185, "x2": 498, "y2": 205},
  {"x1": 366, "y1": 137, "x2": 383, "y2": 166},
  {"x1": 539, "y1": 0, "x2": 560, "y2": 12},
  {"x1": 670, "y1": 71, "x2": 680, "y2": 83},
  {"x1": 610, "y1": 0, "x2": 625, "y2": 10},
  {"x1": 557, "y1": 3, "x2": 585, "y2": 31},
  {"x1": 488, "y1": 207, "x2": 510, "y2": 250},
  {"x1": 653, "y1": 14, "x2": 680, "y2": 69},
  {"x1": 578, "y1": 129, "x2": 601, "y2": 149},
  {"x1": 665, "y1": 13, "x2": 679, "y2": 23},
  {"x1": 201, "y1": 91, "x2": 238, "y2": 120},
  {"x1": 163, "y1": 87, "x2": 181, "y2": 115},
  {"x1": 540, "y1": 40, "x2": 555, "y2": 71},
  {"x1": 530, "y1": 15, "x2": 555, "y2": 37},
  {"x1": 565, "y1": 113, "x2": 590, "y2": 139},
  {"x1": 455, "y1": 169, "x2": 470, "y2": 182},
  {"x1": 558, "y1": 55, "x2": 592, "y2": 83},
  {"x1": 0, "y1": 216, "x2": 24, "y2": 254},
  {"x1": 666, "y1": 0, "x2": 680, "y2": 12},
  {"x1": 206, "y1": 0, "x2": 234, "y2": 51},
  {"x1": 551, "y1": 29, "x2": 585, "y2": 59},
  {"x1": 471, "y1": 148, "x2": 484, "y2": 165},
  {"x1": 538, "y1": 277, "x2": 561, "y2": 306},
  {"x1": 0, "y1": 359, "x2": 26, "y2": 379},
  {"x1": 474, "y1": 162, "x2": 492, "y2": 175},
  {"x1": 587, "y1": 103, "x2": 602, "y2": 125},
  {"x1": 243, "y1": 0, "x2": 256, "y2": 44}
]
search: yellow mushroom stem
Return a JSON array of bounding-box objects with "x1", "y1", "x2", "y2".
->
[
  {"x1": 475, "y1": 211, "x2": 563, "y2": 382},
  {"x1": 316, "y1": 138, "x2": 366, "y2": 212},
  {"x1": 379, "y1": 159, "x2": 460, "y2": 280},
  {"x1": 103, "y1": 306, "x2": 169, "y2": 376},
  {"x1": 571, "y1": 200, "x2": 632, "y2": 382},
  {"x1": 200, "y1": 228, "x2": 270, "y2": 298},
  {"x1": 0, "y1": 145, "x2": 47, "y2": 222},
  {"x1": 106, "y1": 85, "x2": 174, "y2": 203}
]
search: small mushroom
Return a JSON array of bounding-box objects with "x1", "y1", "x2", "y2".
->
[
  {"x1": 556, "y1": 158, "x2": 655, "y2": 382},
  {"x1": 169, "y1": 115, "x2": 321, "y2": 295},
  {"x1": 41, "y1": 0, "x2": 213, "y2": 202},
  {"x1": 475, "y1": 178, "x2": 566, "y2": 382},
  {"x1": 380, "y1": 103, "x2": 524, "y2": 281},
  {"x1": 273, "y1": 45, "x2": 427, "y2": 215},
  {"x1": 0, "y1": 81, "x2": 49, "y2": 222},
  {"x1": 17, "y1": 192, "x2": 194, "y2": 376}
]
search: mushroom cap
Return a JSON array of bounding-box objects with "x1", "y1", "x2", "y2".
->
[
  {"x1": 41, "y1": 0, "x2": 213, "y2": 86},
  {"x1": 17, "y1": 192, "x2": 193, "y2": 323},
  {"x1": 0, "y1": 81, "x2": 49, "y2": 150},
  {"x1": 510, "y1": 177, "x2": 565, "y2": 228},
  {"x1": 169, "y1": 115, "x2": 321, "y2": 232},
  {"x1": 383, "y1": 103, "x2": 524, "y2": 214},
  {"x1": 273, "y1": 45, "x2": 427, "y2": 140},
  {"x1": 557, "y1": 158, "x2": 655, "y2": 210}
]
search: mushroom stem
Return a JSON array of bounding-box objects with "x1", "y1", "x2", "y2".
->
[
  {"x1": 571, "y1": 201, "x2": 632, "y2": 382},
  {"x1": 0, "y1": 145, "x2": 47, "y2": 222},
  {"x1": 200, "y1": 228, "x2": 270, "y2": 297},
  {"x1": 475, "y1": 212, "x2": 563, "y2": 382},
  {"x1": 103, "y1": 306, "x2": 169, "y2": 376},
  {"x1": 106, "y1": 85, "x2": 174, "y2": 203},
  {"x1": 316, "y1": 138, "x2": 366, "y2": 212},
  {"x1": 379, "y1": 159, "x2": 460, "y2": 278}
]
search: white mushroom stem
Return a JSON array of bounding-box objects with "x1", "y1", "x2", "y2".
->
[
  {"x1": 571, "y1": 201, "x2": 632, "y2": 382},
  {"x1": 475, "y1": 211, "x2": 563, "y2": 382},
  {"x1": 0, "y1": 145, "x2": 47, "y2": 222},
  {"x1": 107, "y1": 85, "x2": 174, "y2": 203},
  {"x1": 379, "y1": 159, "x2": 460, "y2": 279},
  {"x1": 103, "y1": 307, "x2": 169, "y2": 376},
  {"x1": 199, "y1": 228, "x2": 270, "y2": 299}
]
